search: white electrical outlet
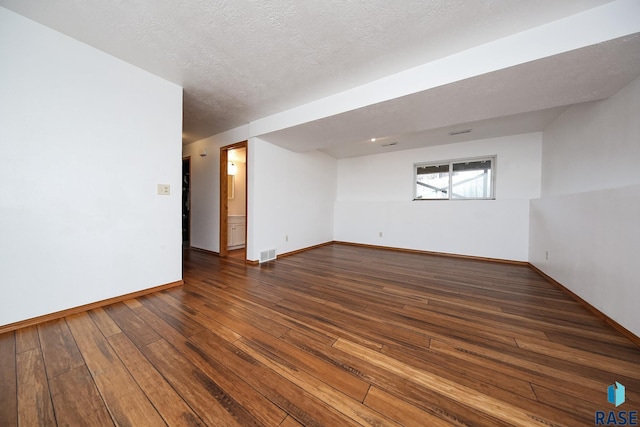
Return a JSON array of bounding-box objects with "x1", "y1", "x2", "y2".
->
[
  {"x1": 545, "y1": 250, "x2": 549, "y2": 260},
  {"x1": 379, "y1": 231, "x2": 383, "y2": 237},
  {"x1": 285, "y1": 235, "x2": 288, "y2": 242},
  {"x1": 157, "y1": 184, "x2": 170, "y2": 195}
]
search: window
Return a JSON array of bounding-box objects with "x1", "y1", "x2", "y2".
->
[{"x1": 414, "y1": 156, "x2": 495, "y2": 200}]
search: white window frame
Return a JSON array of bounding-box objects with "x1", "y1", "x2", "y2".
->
[{"x1": 413, "y1": 155, "x2": 496, "y2": 200}]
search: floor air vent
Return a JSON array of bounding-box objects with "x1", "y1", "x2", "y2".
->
[{"x1": 260, "y1": 248, "x2": 276, "y2": 263}]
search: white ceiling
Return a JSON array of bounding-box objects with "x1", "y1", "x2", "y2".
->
[
  {"x1": 2, "y1": 0, "x2": 639, "y2": 157},
  {"x1": 261, "y1": 33, "x2": 640, "y2": 157}
]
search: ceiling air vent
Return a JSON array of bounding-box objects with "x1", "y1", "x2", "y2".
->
[
  {"x1": 448, "y1": 129, "x2": 472, "y2": 136},
  {"x1": 381, "y1": 141, "x2": 398, "y2": 147}
]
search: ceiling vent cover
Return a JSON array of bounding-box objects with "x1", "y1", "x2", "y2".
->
[
  {"x1": 260, "y1": 248, "x2": 277, "y2": 263},
  {"x1": 448, "y1": 129, "x2": 472, "y2": 136}
]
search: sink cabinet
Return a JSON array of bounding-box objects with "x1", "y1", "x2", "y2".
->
[{"x1": 228, "y1": 215, "x2": 245, "y2": 249}]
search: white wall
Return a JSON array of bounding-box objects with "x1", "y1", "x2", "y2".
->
[
  {"x1": 248, "y1": 138, "x2": 337, "y2": 261},
  {"x1": 530, "y1": 75, "x2": 640, "y2": 337},
  {"x1": 0, "y1": 8, "x2": 183, "y2": 326},
  {"x1": 335, "y1": 133, "x2": 542, "y2": 261},
  {"x1": 540, "y1": 77, "x2": 640, "y2": 197},
  {"x1": 182, "y1": 126, "x2": 249, "y2": 252}
]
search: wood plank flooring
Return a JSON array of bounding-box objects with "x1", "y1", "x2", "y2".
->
[{"x1": 1, "y1": 243, "x2": 639, "y2": 426}]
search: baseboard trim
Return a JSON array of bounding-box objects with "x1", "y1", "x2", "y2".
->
[
  {"x1": 267, "y1": 241, "x2": 334, "y2": 262},
  {"x1": 528, "y1": 264, "x2": 640, "y2": 349},
  {"x1": 238, "y1": 241, "x2": 527, "y2": 266},
  {"x1": 0, "y1": 280, "x2": 183, "y2": 335},
  {"x1": 190, "y1": 246, "x2": 257, "y2": 264},
  {"x1": 189, "y1": 246, "x2": 219, "y2": 256},
  {"x1": 331, "y1": 241, "x2": 529, "y2": 266}
]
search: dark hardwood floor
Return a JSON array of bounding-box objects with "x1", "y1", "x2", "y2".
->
[{"x1": 1, "y1": 244, "x2": 639, "y2": 426}]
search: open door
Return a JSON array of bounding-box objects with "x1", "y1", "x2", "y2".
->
[{"x1": 219, "y1": 141, "x2": 247, "y2": 258}]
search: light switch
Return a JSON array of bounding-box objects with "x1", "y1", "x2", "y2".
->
[{"x1": 157, "y1": 184, "x2": 170, "y2": 195}]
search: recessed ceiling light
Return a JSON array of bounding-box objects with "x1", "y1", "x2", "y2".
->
[{"x1": 370, "y1": 138, "x2": 376, "y2": 142}]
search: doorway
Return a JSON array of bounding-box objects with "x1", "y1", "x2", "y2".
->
[
  {"x1": 219, "y1": 141, "x2": 247, "y2": 258},
  {"x1": 182, "y1": 157, "x2": 190, "y2": 246}
]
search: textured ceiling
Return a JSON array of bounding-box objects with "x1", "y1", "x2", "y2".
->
[
  {"x1": 260, "y1": 34, "x2": 640, "y2": 157},
  {"x1": 0, "y1": 0, "x2": 624, "y2": 150}
]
